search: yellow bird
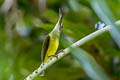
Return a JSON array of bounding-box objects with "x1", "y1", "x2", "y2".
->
[{"x1": 41, "y1": 8, "x2": 63, "y2": 64}]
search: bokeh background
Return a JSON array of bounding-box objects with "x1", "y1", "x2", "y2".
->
[{"x1": 0, "y1": 0, "x2": 120, "y2": 80}]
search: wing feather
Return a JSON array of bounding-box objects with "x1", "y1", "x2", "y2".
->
[{"x1": 41, "y1": 35, "x2": 50, "y2": 62}]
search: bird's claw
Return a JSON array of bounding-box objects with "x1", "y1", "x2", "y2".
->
[{"x1": 48, "y1": 55, "x2": 58, "y2": 59}]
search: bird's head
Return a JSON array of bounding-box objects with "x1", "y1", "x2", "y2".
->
[{"x1": 53, "y1": 8, "x2": 63, "y2": 33}]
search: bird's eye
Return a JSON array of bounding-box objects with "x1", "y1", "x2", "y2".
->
[{"x1": 59, "y1": 24, "x2": 63, "y2": 31}]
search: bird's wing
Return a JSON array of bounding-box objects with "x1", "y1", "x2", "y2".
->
[{"x1": 41, "y1": 35, "x2": 50, "y2": 62}]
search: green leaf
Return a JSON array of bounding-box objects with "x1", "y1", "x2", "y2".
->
[{"x1": 70, "y1": 47, "x2": 111, "y2": 80}]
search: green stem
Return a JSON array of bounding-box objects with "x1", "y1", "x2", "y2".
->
[{"x1": 24, "y1": 20, "x2": 120, "y2": 80}]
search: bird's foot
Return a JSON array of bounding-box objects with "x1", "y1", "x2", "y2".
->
[{"x1": 48, "y1": 55, "x2": 58, "y2": 59}]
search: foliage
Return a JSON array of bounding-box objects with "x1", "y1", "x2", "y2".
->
[{"x1": 0, "y1": 0, "x2": 120, "y2": 80}]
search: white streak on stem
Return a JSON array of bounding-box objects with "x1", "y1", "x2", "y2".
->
[{"x1": 25, "y1": 20, "x2": 120, "y2": 80}]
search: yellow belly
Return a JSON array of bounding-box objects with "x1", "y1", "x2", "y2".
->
[{"x1": 44, "y1": 37, "x2": 59, "y2": 63}]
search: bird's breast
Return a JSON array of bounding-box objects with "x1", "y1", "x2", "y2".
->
[{"x1": 47, "y1": 37, "x2": 59, "y2": 55}]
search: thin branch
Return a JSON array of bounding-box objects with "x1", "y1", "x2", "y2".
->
[{"x1": 24, "y1": 20, "x2": 120, "y2": 80}]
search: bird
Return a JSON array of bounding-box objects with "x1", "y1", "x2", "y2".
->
[
  {"x1": 41, "y1": 8, "x2": 63, "y2": 65},
  {"x1": 40, "y1": 8, "x2": 63, "y2": 76}
]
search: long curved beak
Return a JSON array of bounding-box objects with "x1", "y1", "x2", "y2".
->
[{"x1": 58, "y1": 8, "x2": 63, "y2": 27}]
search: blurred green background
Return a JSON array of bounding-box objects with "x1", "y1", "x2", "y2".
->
[{"x1": 0, "y1": 0, "x2": 120, "y2": 80}]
